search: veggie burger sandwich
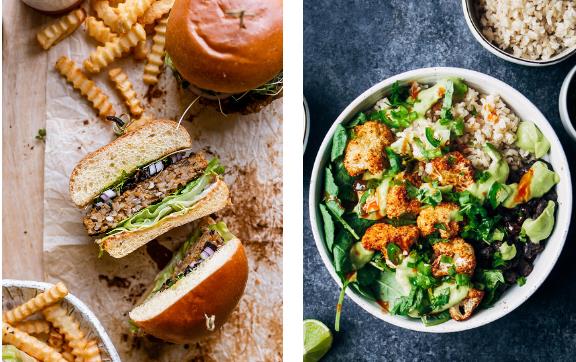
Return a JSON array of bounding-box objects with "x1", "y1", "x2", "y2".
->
[
  {"x1": 69, "y1": 119, "x2": 230, "y2": 258},
  {"x1": 165, "y1": 0, "x2": 283, "y2": 114},
  {"x1": 70, "y1": 120, "x2": 249, "y2": 342}
]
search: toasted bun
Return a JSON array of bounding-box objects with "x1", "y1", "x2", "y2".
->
[
  {"x1": 99, "y1": 179, "x2": 229, "y2": 258},
  {"x1": 130, "y1": 237, "x2": 248, "y2": 343},
  {"x1": 69, "y1": 120, "x2": 192, "y2": 207},
  {"x1": 166, "y1": 0, "x2": 283, "y2": 94}
]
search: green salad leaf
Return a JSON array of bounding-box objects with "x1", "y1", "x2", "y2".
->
[{"x1": 331, "y1": 124, "x2": 348, "y2": 162}]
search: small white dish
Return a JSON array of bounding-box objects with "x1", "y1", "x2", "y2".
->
[
  {"x1": 462, "y1": 0, "x2": 576, "y2": 66},
  {"x1": 2, "y1": 279, "x2": 121, "y2": 362},
  {"x1": 304, "y1": 96, "x2": 310, "y2": 153},
  {"x1": 309, "y1": 67, "x2": 572, "y2": 333},
  {"x1": 559, "y1": 65, "x2": 576, "y2": 142}
]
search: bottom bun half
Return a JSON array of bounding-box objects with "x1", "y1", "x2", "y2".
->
[{"x1": 129, "y1": 237, "x2": 249, "y2": 343}]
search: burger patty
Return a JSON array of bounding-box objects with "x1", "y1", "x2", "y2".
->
[
  {"x1": 84, "y1": 154, "x2": 208, "y2": 236},
  {"x1": 158, "y1": 228, "x2": 225, "y2": 293}
]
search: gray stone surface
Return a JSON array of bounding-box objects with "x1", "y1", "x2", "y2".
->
[{"x1": 303, "y1": 1, "x2": 576, "y2": 361}]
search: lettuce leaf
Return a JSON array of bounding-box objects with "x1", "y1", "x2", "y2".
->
[
  {"x1": 208, "y1": 222, "x2": 236, "y2": 242},
  {"x1": 102, "y1": 158, "x2": 224, "y2": 238}
]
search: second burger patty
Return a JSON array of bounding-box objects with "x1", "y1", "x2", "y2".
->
[{"x1": 84, "y1": 154, "x2": 208, "y2": 236}]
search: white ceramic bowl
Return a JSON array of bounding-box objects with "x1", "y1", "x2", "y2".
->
[
  {"x1": 309, "y1": 67, "x2": 572, "y2": 333},
  {"x1": 2, "y1": 279, "x2": 121, "y2": 361},
  {"x1": 462, "y1": 0, "x2": 576, "y2": 66},
  {"x1": 559, "y1": 65, "x2": 576, "y2": 142}
]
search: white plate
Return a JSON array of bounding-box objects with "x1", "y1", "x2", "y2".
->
[
  {"x1": 462, "y1": 0, "x2": 576, "y2": 66},
  {"x1": 559, "y1": 65, "x2": 576, "y2": 141},
  {"x1": 309, "y1": 67, "x2": 572, "y2": 333},
  {"x1": 2, "y1": 279, "x2": 121, "y2": 361}
]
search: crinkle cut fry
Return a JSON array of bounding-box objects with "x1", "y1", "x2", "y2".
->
[
  {"x1": 37, "y1": 8, "x2": 86, "y2": 50},
  {"x1": 86, "y1": 16, "x2": 118, "y2": 44},
  {"x1": 92, "y1": 0, "x2": 119, "y2": 29},
  {"x1": 143, "y1": 14, "x2": 167, "y2": 85},
  {"x1": 3, "y1": 282, "x2": 68, "y2": 324},
  {"x1": 2, "y1": 323, "x2": 67, "y2": 362},
  {"x1": 42, "y1": 304, "x2": 90, "y2": 361},
  {"x1": 55, "y1": 56, "x2": 115, "y2": 117},
  {"x1": 83, "y1": 339, "x2": 103, "y2": 362},
  {"x1": 133, "y1": 39, "x2": 148, "y2": 60},
  {"x1": 109, "y1": 67, "x2": 144, "y2": 117},
  {"x1": 113, "y1": 0, "x2": 154, "y2": 33},
  {"x1": 83, "y1": 23, "x2": 147, "y2": 73},
  {"x1": 13, "y1": 320, "x2": 51, "y2": 335},
  {"x1": 139, "y1": 0, "x2": 175, "y2": 25}
]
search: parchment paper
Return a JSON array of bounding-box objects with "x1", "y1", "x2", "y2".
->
[{"x1": 42, "y1": 8, "x2": 282, "y2": 361}]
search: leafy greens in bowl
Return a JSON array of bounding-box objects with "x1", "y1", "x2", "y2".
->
[{"x1": 309, "y1": 67, "x2": 572, "y2": 333}]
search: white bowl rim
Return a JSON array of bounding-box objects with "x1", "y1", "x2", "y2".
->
[
  {"x1": 559, "y1": 65, "x2": 576, "y2": 141},
  {"x1": 2, "y1": 279, "x2": 122, "y2": 361},
  {"x1": 308, "y1": 66, "x2": 572, "y2": 333},
  {"x1": 461, "y1": 0, "x2": 576, "y2": 67}
]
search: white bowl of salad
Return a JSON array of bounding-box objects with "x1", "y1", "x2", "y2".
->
[{"x1": 309, "y1": 67, "x2": 572, "y2": 332}]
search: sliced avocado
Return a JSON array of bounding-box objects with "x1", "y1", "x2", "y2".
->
[
  {"x1": 499, "y1": 242, "x2": 517, "y2": 260},
  {"x1": 467, "y1": 143, "x2": 509, "y2": 200},
  {"x1": 349, "y1": 242, "x2": 375, "y2": 270},
  {"x1": 503, "y1": 161, "x2": 559, "y2": 208},
  {"x1": 413, "y1": 78, "x2": 467, "y2": 116},
  {"x1": 521, "y1": 201, "x2": 556, "y2": 244},
  {"x1": 431, "y1": 281, "x2": 470, "y2": 313},
  {"x1": 516, "y1": 121, "x2": 551, "y2": 158},
  {"x1": 376, "y1": 177, "x2": 392, "y2": 216}
]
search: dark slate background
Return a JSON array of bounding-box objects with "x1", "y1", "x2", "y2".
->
[{"x1": 303, "y1": 1, "x2": 576, "y2": 361}]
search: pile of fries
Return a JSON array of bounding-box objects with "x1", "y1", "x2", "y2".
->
[
  {"x1": 36, "y1": 0, "x2": 175, "y2": 119},
  {"x1": 2, "y1": 282, "x2": 103, "y2": 362}
]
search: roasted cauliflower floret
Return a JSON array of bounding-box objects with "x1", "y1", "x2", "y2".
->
[
  {"x1": 344, "y1": 121, "x2": 395, "y2": 176},
  {"x1": 417, "y1": 202, "x2": 461, "y2": 238},
  {"x1": 449, "y1": 288, "x2": 485, "y2": 321},
  {"x1": 361, "y1": 223, "x2": 420, "y2": 261},
  {"x1": 428, "y1": 151, "x2": 474, "y2": 192},
  {"x1": 431, "y1": 237, "x2": 476, "y2": 277},
  {"x1": 386, "y1": 184, "x2": 421, "y2": 219}
]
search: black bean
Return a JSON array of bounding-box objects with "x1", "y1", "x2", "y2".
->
[
  {"x1": 518, "y1": 259, "x2": 534, "y2": 277},
  {"x1": 524, "y1": 242, "x2": 544, "y2": 260},
  {"x1": 504, "y1": 270, "x2": 518, "y2": 284},
  {"x1": 534, "y1": 199, "x2": 549, "y2": 218}
]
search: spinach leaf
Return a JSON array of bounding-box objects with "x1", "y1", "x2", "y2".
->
[
  {"x1": 333, "y1": 230, "x2": 354, "y2": 276},
  {"x1": 347, "y1": 112, "x2": 367, "y2": 128},
  {"x1": 375, "y1": 268, "x2": 405, "y2": 308},
  {"x1": 343, "y1": 214, "x2": 377, "y2": 235},
  {"x1": 319, "y1": 204, "x2": 335, "y2": 252},
  {"x1": 331, "y1": 124, "x2": 348, "y2": 162},
  {"x1": 324, "y1": 166, "x2": 339, "y2": 197},
  {"x1": 333, "y1": 159, "x2": 354, "y2": 187}
]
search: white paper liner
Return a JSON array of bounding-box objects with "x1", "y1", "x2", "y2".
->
[{"x1": 42, "y1": 5, "x2": 283, "y2": 360}]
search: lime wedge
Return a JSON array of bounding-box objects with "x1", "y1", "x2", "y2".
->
[{"x1": 303, "y1": 319, "x2": 333, "y2": 362}]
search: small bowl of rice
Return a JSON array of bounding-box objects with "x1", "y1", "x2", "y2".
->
[{"x1": 462, "y1": 0, "x2": 576, "y2": 66}]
